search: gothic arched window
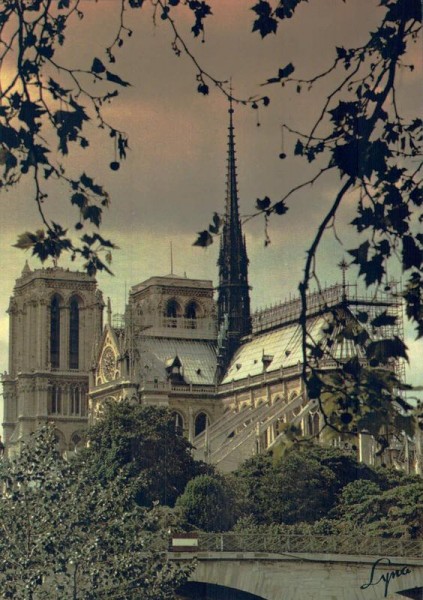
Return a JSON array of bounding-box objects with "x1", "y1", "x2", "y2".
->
[
  {"x1": 50, "y1": 296, "x2": 61, "y2": 368},
  {"x1": 48, "y1": 386, "x2": 62, "y2": 415},
  {"x1": 194, "y1": 412, "x2": 209, "y2": 437},
  {"x1": 185, "y1": 301, "x2": 198, "y2": 319},
  {"x1": 166, "y1": 299, "x2": 181, "y2": 318},
  {"x1": 71, "y1": 387, "x2": 80, "y2": 415},
  {"x1": 69, "y1": 298, "x2": 79, "y2": 369},
  {"x1": 185, "y1": 301, "x2": 199, "y2": 329}
]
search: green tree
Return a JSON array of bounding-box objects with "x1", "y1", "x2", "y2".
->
[
  {"x1": 84, "y1": 401, "x2": 207, "y2": 507},
  {"x1": 176, "y1": 474, "x2": 236, "y2": 532},
  {"x1": 0, "y1": 426, "x2": 192, "y2": 599},
  {"x1": 233, "y1": 445, "x2": 397, "y2": 525},
  {"x1": 336, "y1": 477, "x2": 423, "y2": 539},
  {"x1": 234, "y1": 450, "x2": 338, "y2": 525}
]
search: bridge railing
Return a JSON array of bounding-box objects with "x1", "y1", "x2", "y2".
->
[{"x1": 195, "y1": 533, "x2": 423, "y2": 558}]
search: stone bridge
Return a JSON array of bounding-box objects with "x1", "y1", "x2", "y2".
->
[{"x1": 169, "y1": 534, "x2": 423, "y2": 600}]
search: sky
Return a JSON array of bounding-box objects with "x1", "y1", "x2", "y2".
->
[{"x1": 0, "y1": 0, "x2": 421, "y2": 398}]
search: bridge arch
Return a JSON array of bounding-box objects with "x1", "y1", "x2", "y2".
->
[{"x1": 177, "y1": 582, "x2": 266, "y2": 600}]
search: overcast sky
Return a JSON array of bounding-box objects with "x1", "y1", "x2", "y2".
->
[{"x1": 0, "y1": 0, "x2": 421, "y2": 394}]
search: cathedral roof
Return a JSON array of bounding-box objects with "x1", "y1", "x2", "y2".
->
[
  {"x1": 221, "y1": 309, "x2": 367, "y2": 384},
  {"x1": 221, "y1": 317, "x2": 321, "y2": 383},
  {"x1": 136, "y1": 337, "x2": 217, "y2": 385}
]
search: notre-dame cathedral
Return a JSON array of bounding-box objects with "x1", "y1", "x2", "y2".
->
[{"x1": 2, "y1": 106, "x2": 418, "y2": 473}]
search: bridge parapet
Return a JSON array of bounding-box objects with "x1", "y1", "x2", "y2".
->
[{"x1": 184, "y1": 533, "x2": 423, "y2": 559}]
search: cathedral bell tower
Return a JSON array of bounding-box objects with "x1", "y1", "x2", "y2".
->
[
  {"x1": 216, "y1": 101, "x2": 251, "y2": 378},
  {"x1": 2, "y1": 263, "x2": 104, "y2": 455}
]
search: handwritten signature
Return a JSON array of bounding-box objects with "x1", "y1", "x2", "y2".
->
[{"x1": 360, "y1": 557, "x2": 412, "y2": 597}]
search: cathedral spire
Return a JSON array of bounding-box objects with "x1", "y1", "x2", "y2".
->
[{"x1": 216, "y1": 100, "x2": 251, "y2": 377}]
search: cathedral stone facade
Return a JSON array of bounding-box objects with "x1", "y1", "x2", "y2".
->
[
  {"x1": 2, "y1": 105, "x2": 419, "y2": 473},
  {"x1": 2, "y1": 264, "x2": 103, "y2": 456}
]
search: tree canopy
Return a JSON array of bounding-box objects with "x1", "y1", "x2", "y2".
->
[
  {"x1": 223, "y1": 445, "x2": 423, "y2": 539},
  {"x1": 176, "y1": 473, "x2": 236, "y2": 532},
  {"x1": 0, "y1": 426, "x2": 192, "y2": 599},
  {"x1": 231, "y1": 444, "x2": 380, "y2": 526},
  {"x1": 84, "y1": 401, "x2": 208, "y2": 507}
]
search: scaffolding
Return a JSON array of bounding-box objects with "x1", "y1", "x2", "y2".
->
[{"x1": 252, "y1": 282, "x2": 406, "y2": 383}]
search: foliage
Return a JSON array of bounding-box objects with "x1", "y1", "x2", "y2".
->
[
  {"x1": 335, "y1": 478, "x2": 423, "y2": 539},
  {"x1": 230, "y1": 444, "x2": 420, "y2": 527},
  {"x1": 229, "y1": 445, "x2": 423, "y2": 539},
  {"x1": 233, "y1": 446, "x2": 357, "y2": 525},
  {"x1": 176, "y1": 474, "x2": 236, "y2": 532},
  {"x1": 0, "y1": 426, "x2": 192, "y2": 599},
  {"x1": 83, "y1": 401, "x2": 207, "y2": 507}
]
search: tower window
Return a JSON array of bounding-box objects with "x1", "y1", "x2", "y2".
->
[
  {"x1": 48, "y1": 386, "x2": 62, "y2": 415},
  {"x1": 71, "y1": 387, "x2": 80, "y2": 415},
  {"x1": 185, "y1": 301, "x2": 198, "y2": 319},
  {"x1": 166, "y1": 299, "x2": 181, "y2": 319},
  {"x1": 69, "y1": 298, "x2": 79, "y2": 369},
  {"x1": 50, "y1": 296, "x2": 60, "y2": 368}
]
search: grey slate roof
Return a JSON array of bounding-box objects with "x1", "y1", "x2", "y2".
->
[
  {"x1": 221, "y1": 310, "x2": 367, "y2": 384},
  {"x1": 221, "y1": 316, "x2": 323, "y2": 384},
  {"x1": 136, "y1": 337, "x2": 217, "y2": 385}
]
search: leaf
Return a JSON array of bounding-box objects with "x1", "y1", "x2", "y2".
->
[
  {"x1": 193, "y1": 230, "x2": 213, "y2": 247},
  {"x1": 209, "y1": 212, "x2": 222, "y2": 234},
  {"x1": 273, "y1": 200, "x2": 288, "y2": 215},
  {"x1": 252, "y1": 1, "x2": 278, "y2": 37},
  {"x1": 274, "y1": 0, "x2": 303, "y2": 19},
  {"x1": 307, "y1": 373, "x2": 323, "y2": 399},
  {"x1": 18, "y1": 101, "x2": 46, "y2": 130},
  {"x1": 360, "y1": 253, "x2": 385, "y2": 286},
  {"x1": 356, "y1": 311, "x2": 369, "y2": 323},
  {"x1": 80, "y1": 173, "x2": 104, "y2": 196},
  {"x1": 402, "y1": 235, "x2": 422, "y2": 271},
  {"x1": 82, "y1": 205, "x2": 102, "y2": 227},
  {"x1": 371, "y1": 311, "x2": 397, "y2": 328},
  {"x1": 294, "y1": 139, "x2": 304, "y2": 156},
  {"x1": 212, "y1": 212, "x2": 222, "y2": 229},
  {"x1": 332, "y1": 139, "x2": 390, "y2": 179},
  {"x1": 14, "y1": 231, "x2": 39, "y2": 250},
  {"x1": 410, "y1": 187, "x2": 423, "y2": 206},
  {"x1": 71, "y1": 193, "x2": 87, "y2": 209},
  {"x1": 54, "y1": 107, "x2": 89, "y2": 155},
  {"x1": 91, "y1": 58, "x2": 106, "y2": 74},
  {"x1": 106, "y1": 71, "x2": 131, "y2": 87},
  {"x1": 336, "y1": 46, "x2": 347, "y2": 60},
  {"x1": 343, "y1": 356, "x2": 361, "y2": 378},
  {"x1": 348, "y1": 241, "x2": 370, "y2": 266},
  {"x1": 256, "y1": 196, "x2": 271, "y2": 210},
  {"x1": 366, "y1": 337, "x2": 408, "y2": 364},
  {"x1": 0, "y1": 124, "x2": 20, "y2": 149},
  {"x1": 278, "y1": 62, "x2": 295, "y2": 79}
]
